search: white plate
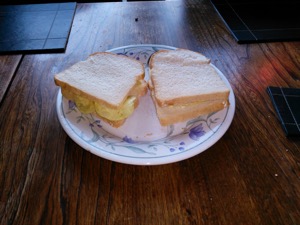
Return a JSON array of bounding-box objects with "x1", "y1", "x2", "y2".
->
[{"x1": 56, "y1": 44, "x2": 235, "y2": 165}]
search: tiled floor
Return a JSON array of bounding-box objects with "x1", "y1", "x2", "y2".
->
[
  {"x1": 268, "y1": 86, "x2": 300, "y2": 136},
  {"x1": 0, "y1": 0, "x2": 144, "y2": 4},
  {"x1": 0, "y1": 3, "x2": 76, "y2": 54},
  {"x1": 211, "y1": 0, "x2": 300, "y2": 43}
]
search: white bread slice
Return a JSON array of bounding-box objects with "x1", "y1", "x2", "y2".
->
[
  {"x1": 149, "y1": 48, "x2": 211, "y2": 67},
  {"x1": 149, "y1": 49, "x2": 229, "y2": 107},
  {"x1": 149, "y1": 48, "x2": 230, "y2": 126},
  {"x1": 54, "y1": 52, "x2": 147, "y2": 127},
  {"x1": 55, "y1": 52, "x2": 147, "y2": 109}
]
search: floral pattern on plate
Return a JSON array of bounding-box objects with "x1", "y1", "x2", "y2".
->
[{"x1": 56, "y1": 44, "x2": 235, "y2": 165}]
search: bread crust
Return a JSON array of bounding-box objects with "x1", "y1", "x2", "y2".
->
[
  {"x1": 157, "y1": 103, "x2": 228, "y2": 126},
  {"x1": 152, "y1": 88, "x2": 229, "y2": 107},
  {"x1": 151, "y1": 92, "x2": 229, "y2": 126}
]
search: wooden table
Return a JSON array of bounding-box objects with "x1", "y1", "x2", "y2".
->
[{"x1": 1, "y1": 1, "x2": 300, "y2": 224}]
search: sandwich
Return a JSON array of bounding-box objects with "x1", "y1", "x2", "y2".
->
[
  {"x1": 149, "y1": 48, "x2": 230, "y2": 126},
  {"x1": 54, "y1": 52, "x2": 147, "y2": 128}
]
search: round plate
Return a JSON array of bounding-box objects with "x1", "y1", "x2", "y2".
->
[{"x1": 56, "y1": 44, "x2": 235, "y2": 165}]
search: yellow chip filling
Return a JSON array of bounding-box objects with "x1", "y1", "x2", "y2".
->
[
  {"x1": 61, "y1": 88, "x2": 137, "y2": 121},
  {"x1": 94, "y1": 96, "x2": 136, "y2": 121}
]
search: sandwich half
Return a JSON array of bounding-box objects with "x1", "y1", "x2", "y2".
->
[
  {"x1": 149, "y1": 48, "x2": 230, "y2": 126},
  {"x1": 54, "y1": 52, "x2": 147, "y2": 127}
]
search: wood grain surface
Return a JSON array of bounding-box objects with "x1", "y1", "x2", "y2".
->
[
  {"x1": 0, "y1": 55, "x2": 22, "y2": 104},
  {"x1": 0, "y1": 1, "x2": 299, "y2": 225}
]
